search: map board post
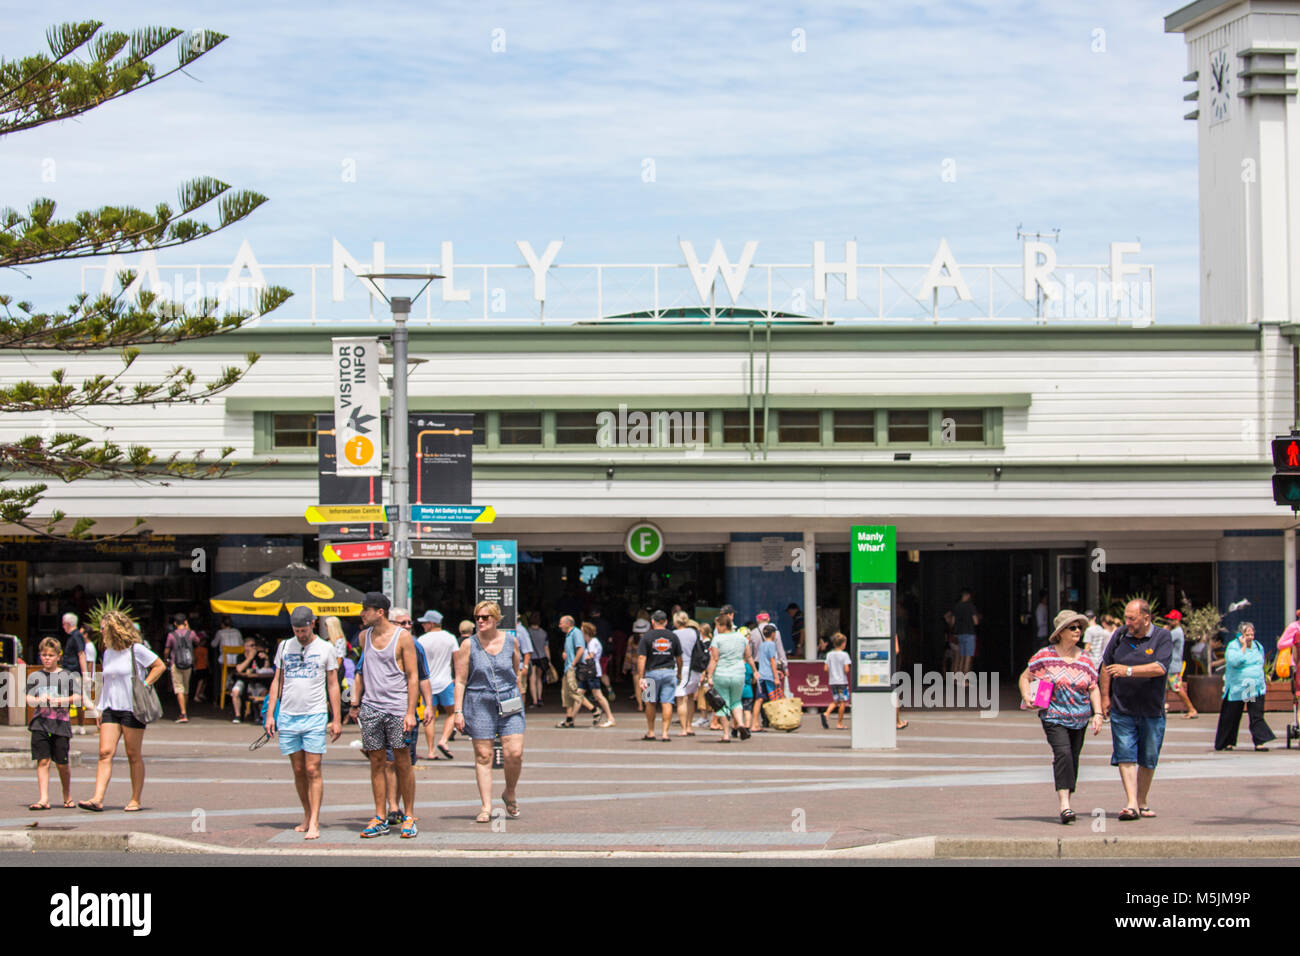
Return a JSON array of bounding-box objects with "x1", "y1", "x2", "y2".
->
[
  {"x1": 476, "y1": 540, "x2": 517, "y2": 632},
  {"x1": 849, "y1": 524, "x2": 897, "y2": 750}
]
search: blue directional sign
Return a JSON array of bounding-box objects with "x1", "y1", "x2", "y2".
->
[{"x1": 408, "y1": 504, "x2": 496, "y2": 524}]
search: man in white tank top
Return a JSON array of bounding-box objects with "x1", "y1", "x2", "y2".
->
[{"x1": 349, "y1": 592, "x2": 421, "y2": 839}]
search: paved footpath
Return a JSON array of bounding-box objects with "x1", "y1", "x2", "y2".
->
[{"x1": 2, "y1": 696, "x2": 1298, "y2": 858}]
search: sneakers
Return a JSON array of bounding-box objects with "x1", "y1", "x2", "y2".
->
[
  {"x1": 232, "y1": 718, "x2": 242, "y2": 724},
  {"x1": 360, "y1": 816, "x2": 389, "y2": 838},
  {"x1": 400, "y1": 816, "x2": 418, "y2": 838}
]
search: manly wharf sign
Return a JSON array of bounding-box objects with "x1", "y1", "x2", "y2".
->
[{"x1": 82, "y1": 237, "x2": 1155, "y2": 326}]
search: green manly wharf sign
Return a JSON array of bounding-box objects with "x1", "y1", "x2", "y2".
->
[
  {"x1": 850, "y1": 525, "x2": 896, "y2": 583},
  {"x1": 626, "y1": 522, "x2": 665, "y2": 563}
]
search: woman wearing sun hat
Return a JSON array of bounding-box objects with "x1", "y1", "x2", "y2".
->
[{"x1": 1017, "y1": 609, "x2": 1102, "y2": 825}]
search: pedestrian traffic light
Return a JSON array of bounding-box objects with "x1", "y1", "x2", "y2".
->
[{"x1": 1271, "y1": 435, "x2": 1300, "y2": 508}]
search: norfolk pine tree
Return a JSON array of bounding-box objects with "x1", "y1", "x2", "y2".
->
[{"x1": 0, "y1": 22, "x2": 291, "y2": 538}]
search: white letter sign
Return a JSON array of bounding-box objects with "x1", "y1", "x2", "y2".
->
[
  {"x1": 917, "y1": 238, "x2": 973, "y2": 302},
  {"x1": 679, "y1": 240, "x2": 758, "y2": 303}
]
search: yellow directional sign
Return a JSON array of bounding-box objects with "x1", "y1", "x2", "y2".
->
[{"x1": 304, "y1": 504, "x2": 389, "y2": 524}]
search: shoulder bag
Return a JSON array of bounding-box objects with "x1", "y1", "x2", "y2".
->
[
  {"x1": 130, "y1": 646, "x2": 163, "y2": 724},
  {"x1": 478, "y1": 634, "x2": 524, "y2": 717}
]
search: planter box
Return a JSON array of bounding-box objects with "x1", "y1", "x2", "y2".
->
[
  {"x1": 1265, "y1": 681, "x2": 1295, "y2": 712},
  {"x1": 1183, "y1": 675, "x2": 1223, "y2": 715},
  {"x1": 1172, "y1": 676, "x2": 1294, "y2": 713}
]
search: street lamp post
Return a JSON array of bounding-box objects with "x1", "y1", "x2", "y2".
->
[
  {"x1": 391, "y1": 295, "x2": 411, "y2": 610},
  {"x1": 358, "y1": 274, "x2": 440, "y2": 612}
]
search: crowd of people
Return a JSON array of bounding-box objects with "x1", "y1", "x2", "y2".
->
[{"x1": 20, "y1": 591, "x2": 1295, "y2": 836}]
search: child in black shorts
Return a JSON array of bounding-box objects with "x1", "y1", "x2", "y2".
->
[{"x1": 25, "y1": 637, "x2": 81, "y2": 810}]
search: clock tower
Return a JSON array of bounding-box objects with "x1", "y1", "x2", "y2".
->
[{"x1": 1167, "y1": 1, "x2": 1298, "y2": 325}]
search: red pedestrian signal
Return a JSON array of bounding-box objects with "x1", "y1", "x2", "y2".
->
[{"x1": 1272, "y1": 435, "x2": 1300, "y2": 508}]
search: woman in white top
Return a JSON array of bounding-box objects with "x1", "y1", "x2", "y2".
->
[{"x1": 79, "y1": 611, "x2": 165, "y2": 812}]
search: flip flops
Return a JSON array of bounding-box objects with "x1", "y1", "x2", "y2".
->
[
  {"x1": 77, "y1": 800, "x2": 103, "y2": 812},
  {"x1": 1118, "y1": 807, "x2": 1140, "y2": 821},
  {"x1": 501, "y1": 792, "x2": 520, "y2": 818},
  {"x1": 1138, "y1": 806, "x2": 1157, "y2": 818},
  {"x1": 28, "y1": 803, "x2": 50, "y2": 811}
]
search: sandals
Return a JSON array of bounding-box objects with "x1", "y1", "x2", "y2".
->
[
  {"x1": 436, "y1": 744, "x2": 454, "y2": 759},
  {"x1": 1059, "y1": 809, "x2": 1076, "y2": 825},
  {"x1": 1118, "y1": 807, "x2": 1140, "y2": 821},
  {"x1": 28, "y1": 802, "x2": 50, "y2": 811},
  {"x1": 501, "y1": 792, "x2": 520, "y2": 818},
  {"x1": 640, "y1": 734, "x2": 656, "y2": 741},
  {"x1": 737, "y1": 726, "x2": 751, "y2": 740},
  {"x1": 62, "y1": 800, "x2": 75, "y2": 808},
  {"x1": 77, "y1": 800, "x2": 104, "y2": 812},
  {"x1": 1138, "y1": 807, "x2": 1157, "y2": 818},
  {"x1": 123, "y1": 803, "x2": 143, "y2": 812},
  {"x1": 475, "y1": 808, "x2": 492, "y2": 823}
]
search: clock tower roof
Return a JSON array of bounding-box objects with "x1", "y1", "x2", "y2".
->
[{"x1": 1165, "y1": 1, "x2": 1241, "y2": 34}]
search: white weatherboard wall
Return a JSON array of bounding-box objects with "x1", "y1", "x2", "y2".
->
[
  {"x1": 0, "y1": 334, "x2": 1292, "y2": 530},
  {"x1": 0, "y1": 343, "x2": 1287, "y2": 463}
]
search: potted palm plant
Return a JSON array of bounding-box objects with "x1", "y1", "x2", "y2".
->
[{"x1": 1180, "y1": 601, "x2": 1225, "y2": 714}]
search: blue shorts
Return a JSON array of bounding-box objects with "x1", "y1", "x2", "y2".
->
[
  {"x1": 278, "y1": 712, "x2": 328, "y2": 756},
  {"x1": 643, "y1": 669, "x2": 677, "y2": 704},
  {"x1": 429, "y1": 685, "x2": 455, "y2": 709},
  {"x1": 831, "y1": 685, "x2": 850, "y2": 703},
  {"x1": 386, "y1": 727, "x2": 419, "y2": 764},
  {"x1": 1109, "y1": 712, "x2": 1166, "y2": 769},
  {"x1": 957, "y1": 633, "x2": 976, "y2": 656},
  {"x1": 581, "y1": 677, "x2": 603, "y2": 692}
]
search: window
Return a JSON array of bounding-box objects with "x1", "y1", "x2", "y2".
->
[
  {"x1": 833, "y1": 410, "x2": 875, "y2": 443},
  {"x1": 272, "y1": 414, "x2": 317, "y2": 449},
  {"x1": 499, "y1": 411, "x2": 541, "y2": 445},
  {"x1": 555, "y1": 411, "x2": 599, "y2": 445},
  {"x1": 778, "y1": 410, "x2": 820, "y2": 443},
  {"x1": 723, "y1": 409, "x2": 766, "y2": 444},
  {"x1": 941, "y1": 409, "x2": 984, "y2": 443},
  {"x1": 887, "y1": 410, "x2": 929, "y2": 443},
  {"x1": 470, "y1": 412, "x2": 485, "y2": 446}
]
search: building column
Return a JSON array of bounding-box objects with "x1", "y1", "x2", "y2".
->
[
  {"x1": 1286, "y1": 528, "x2": 1296, "y2": 621},
  {"x1": 802, "y1": 530, "x2": 817, "y2": 659}
]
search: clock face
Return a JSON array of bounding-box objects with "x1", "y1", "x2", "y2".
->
[{"x1": 1209, "y1": 47, "x2": 1231, "y2": 124}]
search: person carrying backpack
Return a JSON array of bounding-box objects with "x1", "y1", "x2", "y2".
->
[
  {"x1": 165, "y1": 613, "x2": 197, "y2": 723},
  {"x1": 672, "y1": 611, "x2": 706, "y2": 736}
]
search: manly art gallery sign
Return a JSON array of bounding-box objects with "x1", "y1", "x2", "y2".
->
[{"x1": 84, "y1": 237, "x2": 1155, "y2": 324}]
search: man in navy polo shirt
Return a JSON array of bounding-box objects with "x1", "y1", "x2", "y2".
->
[{"x1": 1099, "y1": 599, "x2": 1172, "y2": 822}]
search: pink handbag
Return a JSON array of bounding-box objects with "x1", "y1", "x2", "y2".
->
[{"x1": 1031, "y1": 679, "x2": 1054, "y2": 708}]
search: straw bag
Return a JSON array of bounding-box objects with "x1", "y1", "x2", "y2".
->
[{"x1": 762, "y1": 696, "x2": 803, "y2": 731}]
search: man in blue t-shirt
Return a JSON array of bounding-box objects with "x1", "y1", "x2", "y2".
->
[
  {"x1": 1100, "y1": 599, "x2": 1173, "y2": 823},
  {"x1": 557, "y1": 615, "x2": 594, "y2": 728}
]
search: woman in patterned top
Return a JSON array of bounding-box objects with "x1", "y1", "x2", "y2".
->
[{"x1": 1018, "y1": 609, "x2": 1102, "y2": 825}]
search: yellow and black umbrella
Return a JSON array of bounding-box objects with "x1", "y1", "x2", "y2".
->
[{"x1": 209, "y1": 563, "x2": 365, "y2": 617}]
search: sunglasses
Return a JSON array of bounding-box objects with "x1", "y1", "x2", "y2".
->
[
  {"x1": 474, "y1": 614, "x2": 495, "y2": 621},
  {"x1": 1064, "y1": 625, "x2": 1082, "y2": 632}
]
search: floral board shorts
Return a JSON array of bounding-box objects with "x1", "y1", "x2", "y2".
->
[{"x1": 359, "y1": 704, "x2": 407, "y2": 752}]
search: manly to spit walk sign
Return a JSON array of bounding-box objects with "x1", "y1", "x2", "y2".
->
[{"x1": 332, "y1": 337, "x2": 381, "y2": 476}]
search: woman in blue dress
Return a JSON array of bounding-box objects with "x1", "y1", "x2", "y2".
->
[
  {"x1": 453, "y1": 601, "x2": 526, "y2": 821},
  {"x1": 1213, "y1": 622, "x2": 1276, "y2": 751}
]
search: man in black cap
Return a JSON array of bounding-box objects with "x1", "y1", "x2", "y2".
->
[
  {"x1": 635, "y1": 610, "x2": 683, "y2": 741},
  {"x1": 264, "y1": 605, "x2": 341, "y2": 840},
  {"x1": 349, "y1": 592, "x2": 420, "y2": 838}
]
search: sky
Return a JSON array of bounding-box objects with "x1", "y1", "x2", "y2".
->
[{"x1": 1, "y1": 1, "x2": 1202, "y2": 322}]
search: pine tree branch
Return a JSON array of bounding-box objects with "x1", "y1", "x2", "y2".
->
[
  {"x1": 0, "y1": 24, "x2": 225, "y2": 136},
  {"x1": 0, "y1": 180, "x2": 268, "y2": 269}
]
